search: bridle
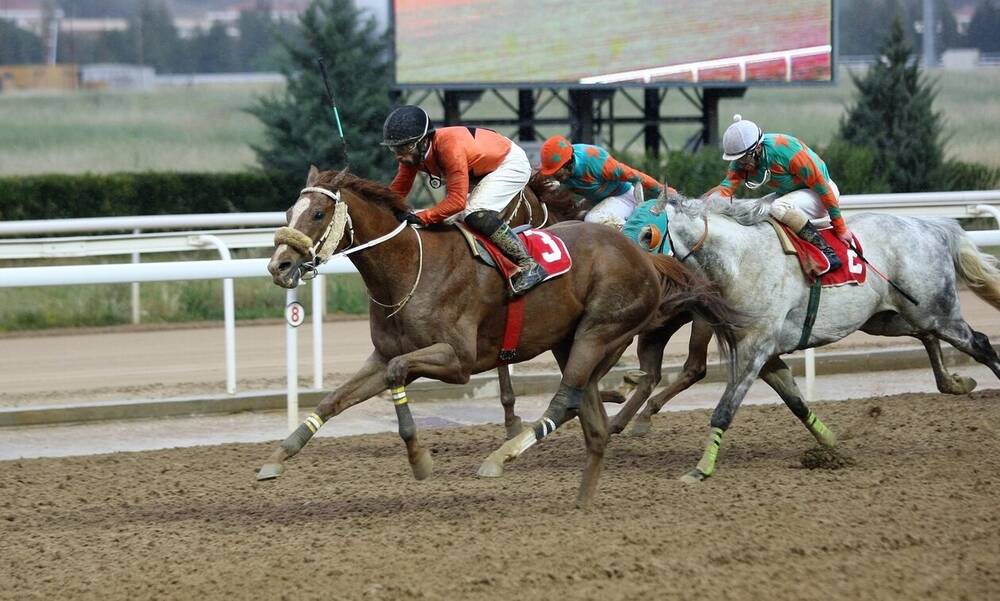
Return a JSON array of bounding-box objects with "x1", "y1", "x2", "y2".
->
[{"x1": 274, "y1": 185, "x2": 424, "y2": 318}]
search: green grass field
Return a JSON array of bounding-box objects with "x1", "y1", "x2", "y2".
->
[
  {"x1": 0, "y1": 83, "x2": 281, "y2": 175},
  {"x1": 0, "y1": 68, "x2": 997, "y2": 176}
]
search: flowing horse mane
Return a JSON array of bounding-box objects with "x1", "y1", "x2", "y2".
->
[
  {"x1": 315, "y1": 170, "x2": 413, "y2": 215},
  {"x1": 661, "y1": 190, "x2": 774, "y2": 228}
]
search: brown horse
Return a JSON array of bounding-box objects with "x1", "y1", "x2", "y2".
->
[{"x1": 258, "y1": 167, "x2": 742, "y2": 507}]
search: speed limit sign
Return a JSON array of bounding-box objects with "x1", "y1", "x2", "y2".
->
[{"x1": 285, "y1": 301, "x2": 306, "y2": 327}]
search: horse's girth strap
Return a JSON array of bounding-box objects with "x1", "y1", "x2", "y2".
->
[
  {"x1": 498, "y1": 295, "x2": 526, "y2": 363},
  {"x1": 797, "y1": 278, "x2": 822, "y2": 350},
  {"x1": 275, "y1": 226, "x2": 314, "y2": 256}
]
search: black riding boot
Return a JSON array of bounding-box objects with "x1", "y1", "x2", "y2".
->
[
  {"x1": 796, "y1": 222, "x2": 842, "y2": 272},
  {"x1": 466, "y1": 210, "x2": 548, "y2": 296}
]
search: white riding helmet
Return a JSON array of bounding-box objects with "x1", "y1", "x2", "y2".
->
[{"x1": 721, "y1": 114, "x2": 763, "y2": 161}]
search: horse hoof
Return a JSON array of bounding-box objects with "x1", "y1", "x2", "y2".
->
[
  {"x1": 679, "y1": 468, "x2": 708, "y2": 484},
  {"x1": 256, "y1": 463, "x2": 284, "y2": 481},
  {"x1": 626, "y1": 421, "x2": 651, "y2": 437},
  {"x1": 955, "y1": 375, "x2": 977, "y2": 395},
  {"x1": 477, "y1": 459, "x2": 504, "y2": 478},
  {"x1": 504, "y1": 417, "x2": 525, "y2": 440},
  {"x1": 411, "y1": 450, "x2": 434, "y2": 481}
]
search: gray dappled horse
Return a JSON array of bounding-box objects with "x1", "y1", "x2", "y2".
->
[{"x1": 615, "y1": 192, "x2": 1000, "y2": 483}]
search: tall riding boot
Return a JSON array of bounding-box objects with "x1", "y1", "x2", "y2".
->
[
  {"x1": 490, "y1": 222, "x2": 549, "y2": 295},
  {"x1": 796, "y1": 222, "x2": 842, "y2": 271}
]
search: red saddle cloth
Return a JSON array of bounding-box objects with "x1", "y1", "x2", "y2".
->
[
  {"x1": 779, "y1": 223, "x2": 867, "y2": 287},
  {"x1": 467, "y1": 228, "x2": 573, "y2": 285},
  {"x1": 464, "y1": 227, "x2": 573, "y2": 363}
]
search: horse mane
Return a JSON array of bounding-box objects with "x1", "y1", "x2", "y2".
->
[
  {"x1": 316, "y1": 169, "x2": 412, "y2": 214},
  {"x1": 527, "y1": 172, "x2": 584, "y2": 222},
  {"x1": 663, "y1": 189, "x2": 772, "y2": 227}
]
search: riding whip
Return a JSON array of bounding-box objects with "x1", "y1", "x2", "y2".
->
[
  {"x1": 317, "y1": 58, "x2": 349, "y2": 166},
  {"x1": 848, "y1": 241, "x2": 920, "y2": 306}
]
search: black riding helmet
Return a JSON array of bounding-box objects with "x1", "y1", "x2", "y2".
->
[{"x1": 381, "y1": 105, "x2": 433, "y2": 147}]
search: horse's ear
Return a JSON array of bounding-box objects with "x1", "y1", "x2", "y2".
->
[{"x1": 306, "y1": 165, "x2": 320, "y2": 187}]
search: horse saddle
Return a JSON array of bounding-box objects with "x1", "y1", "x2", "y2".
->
[
  {"x1": 767, "y1": 219, "x2": 867, "y2": 287},
  {"x1": 454, "y1": 223, "x2": 573, "y2": 287}
]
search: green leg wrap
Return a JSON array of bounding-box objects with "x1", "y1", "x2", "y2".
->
[
  {"x1": 805, "y1": 411, "x2": 837, "y2": 447},
  {"x1": 280, "y1": 412, "x2": 325, "y2": 458},
  {"x1": 695, "y1": 427, "x2": 725, "y2": 476}
]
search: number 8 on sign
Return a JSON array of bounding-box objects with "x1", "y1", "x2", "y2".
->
[{"x1": 285, "y1": 301, "x2": 306, "y2": 327}]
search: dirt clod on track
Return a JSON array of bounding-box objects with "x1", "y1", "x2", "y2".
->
[{"x1": 3, "y1": 391, "x2": 1000, "y2": 601}]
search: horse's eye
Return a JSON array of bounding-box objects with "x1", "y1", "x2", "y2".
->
[{"x1": 312, "y1": 211, "x2": 325, "y2": 221}]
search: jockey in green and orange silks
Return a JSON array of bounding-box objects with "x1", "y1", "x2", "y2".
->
[
  {"x1": 538, "y1": 135, "x2": 668, "y2": 230},
  {"x1": 706, "y1": 115, "x2": 851, "y2": 271}
]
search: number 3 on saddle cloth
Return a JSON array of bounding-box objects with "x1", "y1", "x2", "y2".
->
[
  {"x1": 771, "y1": 221, "x2": 867, "y2": 286},
  {"x1": 456, "y1": 224, "x2": 573, "y2": 363}
]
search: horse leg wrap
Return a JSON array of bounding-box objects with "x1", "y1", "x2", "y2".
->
[
  {"x1": 534, "y1": 384, "x2": 585, "y2": 439},
  {"x1": 695, "y1": 427, "x2": 725, "y2": 476},
  {"x1": 392, "y1": 386, "x2": 417, "y2": 442},
  {"x1": 804, "y1": 411, "x2": 837, "y2": 447},
  {"x1": 280, "y1": 412, "x2": 325, "y2": 458}
]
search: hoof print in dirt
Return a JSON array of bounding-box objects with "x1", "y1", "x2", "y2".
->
[{"x1": 800, "y1": 446, "x2": 856, "y2": 470}]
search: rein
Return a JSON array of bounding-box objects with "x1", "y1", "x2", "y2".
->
[
  {"x1": 506, "y1": 190, "x2": 549, "y2": 228},
  {"x1": 674, "y1": 214, "x2": 709, "y2": 262},
  {"x1": 275, "y1": 185, "x2": 424, "y2": 318}
]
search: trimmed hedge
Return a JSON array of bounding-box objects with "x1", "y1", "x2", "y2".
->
[
  {"x1": 0, "y1": 148, "x2": 996, "y2": 223},
  {"x1": 0, "y1": 171, "x2": 300, "y2": 222}
]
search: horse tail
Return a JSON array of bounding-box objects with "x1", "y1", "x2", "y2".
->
[
  {"x1": 526, "y1": 172, "x2": 583, "y2": 223},
  {"x1": 646, "y1": 253, "x2": 746, "y2": 379},
  {"x1": 949, "y1": 227, "x2": 1000, "y2": 310}
]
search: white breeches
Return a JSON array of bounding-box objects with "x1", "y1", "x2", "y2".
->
[
  {"x1": 584, "y1": 188, "x2": 639, "y2": 230},
  {"x1": 463, "y1": 143, "x2": 531, "y2": 216},
  {"x1": 768, "y1": 180, "x2": 840, "y2": 229}
]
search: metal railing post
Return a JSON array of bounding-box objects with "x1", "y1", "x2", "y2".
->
[
  {"x1": 190, "y1": 235, "x2": 237, "y2": 395},
  {"x1": 312, "y1": 274, "x2": 325, "y2": 389},
  {"x1": 131, "y1": 228, "x2": 141, "y2": 324},
  {"x1": 286, "y1": 287, "x2": 299, "y2": 433}
]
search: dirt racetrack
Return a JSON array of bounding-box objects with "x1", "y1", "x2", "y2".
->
[{"x1": 3, "y1": 391, "x2": 999, "y2": 601}]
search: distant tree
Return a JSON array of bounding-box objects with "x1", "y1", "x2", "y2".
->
[
  {"x1": 0, "y1": 19, "x2": 44, "y2": 65},
  {"x1": 58, "y1": 0, "x2": 134, "y2": 18},
  {"x1": 127, "y1": 0, "x2": 186, "y2": 72},
  {"x1": 840, "y1": 0, "x2": 908, "y2": 55},
  {"x1": 189, "y1": 22, "x2": 238, "y2": 73},
  {"x1": 840, "y1": 0, "x2": 962, "y2": 56},
  {"x1": 967, "y1": 1, "x2": 1000, "y2": 53},
  {"x1": 248, "y1": 0, "x2": 396, "y2": 182},
  {"x1": 838, "y1": 17, "x2": 944, "y2": 192}
]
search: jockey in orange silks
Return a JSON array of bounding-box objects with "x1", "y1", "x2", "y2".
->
[
  {"x1": 538, "y1": 135, "x2": 666, "y2": 230},
  {"x1": 383, "y1": 105, "x2": 546, "y2": 295},
  {"x1": 706, "y1": 114, "x2": 851, "y2": 271}
]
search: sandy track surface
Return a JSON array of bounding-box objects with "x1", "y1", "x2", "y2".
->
[{"x1": 3, "y1": 390, "x2": 998, "y2": 601}]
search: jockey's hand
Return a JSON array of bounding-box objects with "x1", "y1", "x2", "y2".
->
[
  {"x1": 394, "y1": 209, "x2": 424, "y2": 226},
  {"x1": 837, "y1": 228, "x2": 855, "y2": 246}
]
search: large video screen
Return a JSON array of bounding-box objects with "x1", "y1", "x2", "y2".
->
[{"x1": 393, "y1": 0, "x2": 833, "y2": 87}]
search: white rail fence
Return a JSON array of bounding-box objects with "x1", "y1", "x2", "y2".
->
[{"x1": 1, "y1": 190, "x2": 1000, "y2": 429}]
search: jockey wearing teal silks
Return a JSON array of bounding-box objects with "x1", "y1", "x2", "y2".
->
[
  {"x1": 706, "y1": 115, "x2": 851, "y2": 271},
  {"x1": 538, "y1": 135, "x2": 667, "y2": 230}
]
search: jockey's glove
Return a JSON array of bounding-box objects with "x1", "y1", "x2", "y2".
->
[{"x1": 394, "y1": 209, "x2": 424, "y2": 227}]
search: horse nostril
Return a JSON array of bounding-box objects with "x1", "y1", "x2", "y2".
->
[{"x1": 278, "y1": 261, "x2": 292, "y2": 272}]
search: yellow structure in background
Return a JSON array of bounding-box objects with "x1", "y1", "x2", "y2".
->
[{"x1": 0, "y1": 65, "x2": 79, "y2": 92}]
